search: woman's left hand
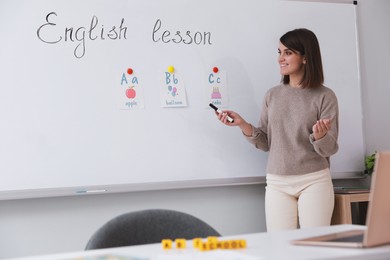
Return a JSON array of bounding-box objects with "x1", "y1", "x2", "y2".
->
[{"x1": 312, "y1": 119, "x2": 331, "y2": 141}]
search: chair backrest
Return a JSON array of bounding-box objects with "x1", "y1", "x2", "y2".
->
[{"x1": 85, "y1": 209, "x2": 221, "y2": 250}]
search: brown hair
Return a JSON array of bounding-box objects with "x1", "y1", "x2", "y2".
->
[{"x1": 280, "y1": 28, "x2": 324, "y2": 88}]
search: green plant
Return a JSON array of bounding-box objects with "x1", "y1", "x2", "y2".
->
[{"x1": 364, "y1": 152, "x2": 376, "y2": 175}]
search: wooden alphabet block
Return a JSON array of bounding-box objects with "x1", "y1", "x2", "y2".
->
[
  {"x1": 192, "y1": 238, "x2": 202, "y2": 248},
  {"x1": 161, "y1": 239, "x2": 173, "y2": 250},
  {"x1": 175, "y1": 238, "x2": 187, "y2": 249}
]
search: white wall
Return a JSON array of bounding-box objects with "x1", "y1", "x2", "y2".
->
[{"x1": 1, "y1": 0, "x2": 389, "y2": 258}]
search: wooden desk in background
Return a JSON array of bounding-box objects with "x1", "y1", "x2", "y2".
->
[{"x1": 331, "y1": 192, "x2": 370, "y2": 225}]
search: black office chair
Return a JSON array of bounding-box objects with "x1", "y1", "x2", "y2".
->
[{"x1": 85, "y1": 209, "x2": 221, "y2": 250}]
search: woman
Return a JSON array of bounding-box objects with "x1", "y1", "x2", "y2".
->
[{"x1": 216, "y1": 28, "x2": 339, "y2": 231}]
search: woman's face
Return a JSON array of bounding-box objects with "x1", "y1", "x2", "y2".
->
[{"x1": 278, "y1": 42, "x2": 306, "y2": 81}]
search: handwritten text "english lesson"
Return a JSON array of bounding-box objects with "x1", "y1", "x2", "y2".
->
[{"x1": 36, "y1": 13, "x2": 213, "y2": 59}]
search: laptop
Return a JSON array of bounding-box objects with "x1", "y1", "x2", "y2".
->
[{"x1": 291, "y1": 151, "x2": 390, "y2": 248}]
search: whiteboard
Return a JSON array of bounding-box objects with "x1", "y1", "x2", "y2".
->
[{"x1": 0, "y1": 0, "x2": 364, "y2": 199}]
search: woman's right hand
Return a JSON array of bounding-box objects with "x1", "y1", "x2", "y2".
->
[
  {"x1": 216, "y1": 110, "x2": 253, "y2": 136},
  {"x1": 216, "y1": 110, "x2": 239, "y2": 125}
]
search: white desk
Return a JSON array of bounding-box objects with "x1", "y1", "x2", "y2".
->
[{"x1": 9, "y1": 225, "x2": 390, "y2": 260}]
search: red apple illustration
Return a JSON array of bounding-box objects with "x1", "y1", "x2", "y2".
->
[{"x1": 125, "y1": 86, "x2": 136, "y2": 99}]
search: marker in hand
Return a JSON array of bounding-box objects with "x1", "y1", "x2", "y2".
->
[{"x1": 209, "y1": 103, "x2": 234, "y2": 123}]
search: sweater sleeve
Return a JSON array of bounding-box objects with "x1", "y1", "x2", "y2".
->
[
  {"x1": 311, "y1": 89, "x2": 339, "y2": 157},
  {"x1": 244, "y1": 93, "x2": 270, "y2": 151}
]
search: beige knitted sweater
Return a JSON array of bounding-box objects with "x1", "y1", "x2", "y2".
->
[{"x1": 246, "y1": 84, "x2": 339, "y2": 175}]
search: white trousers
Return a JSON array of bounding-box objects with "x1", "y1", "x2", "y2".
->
[{"x1": 265, "y1": 168, "x2": 334, "y2": 231}]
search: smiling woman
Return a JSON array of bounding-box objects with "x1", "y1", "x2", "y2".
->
[
  {"x1": 151, "y1": 19, "x2": 213, "y2": 45},
  {"x1": 278, "y1": 43, "x2": 307, "y2": 88}
]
